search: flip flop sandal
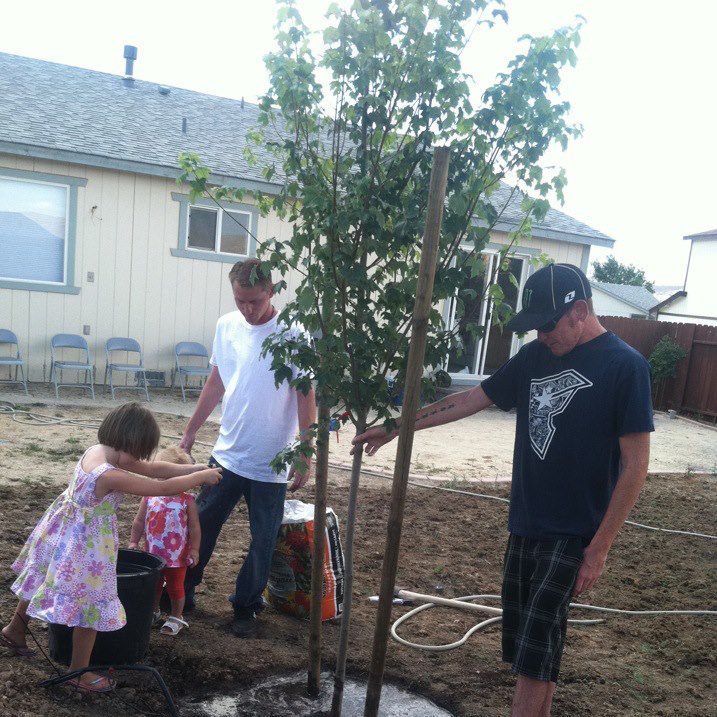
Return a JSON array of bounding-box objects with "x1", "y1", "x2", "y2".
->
[
  {"x1": 67, "y1": 675, "x2": 116, "y2": 694},
  {"x1": 160, "y1": 616, "x2": 188, "y2": 636},
  {"x1": 0, "y1": 632, "x2": 36, "y2": 658}
]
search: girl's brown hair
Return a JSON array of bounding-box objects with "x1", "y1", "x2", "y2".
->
[{"x1": 97, "y1": 402, "x2": 160, "y2": 460}]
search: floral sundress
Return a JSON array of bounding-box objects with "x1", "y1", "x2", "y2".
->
[
  {"x1": 143, "y1": 493, "x2": 193, "y2": 567},
  {"x1": 11, "y1": 452, "x2": 126, "y2": 631}
]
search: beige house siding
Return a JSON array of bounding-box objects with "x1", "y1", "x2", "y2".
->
[
  {"x1": 0, "y1": 154, "x2": 299, "y2": 382},
  {"x1": 1, "y1": 153, "x2": 589, "y2": 383}
]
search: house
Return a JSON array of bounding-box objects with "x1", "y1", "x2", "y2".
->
[
  {"x1": 650, "y1": 230, "x2": 717, "y2": 326},
  {"x1": 590, "y1": 281, "x2": 658, "y2": 318},
  {"x1": 0, "y1": 50, "x2": 614, "y2": 386}
]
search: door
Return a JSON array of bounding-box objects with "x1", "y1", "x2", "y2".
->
[{"x1": 446, "y1": 251, "x2": 527, "y2": 380}]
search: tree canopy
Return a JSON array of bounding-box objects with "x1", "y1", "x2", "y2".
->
[
  {"x1": 180, "y1": 0, "x2": 584, "y2": 442},
  {"x1": 592, "y1": 255, "x2": 654, "y2": 292}
]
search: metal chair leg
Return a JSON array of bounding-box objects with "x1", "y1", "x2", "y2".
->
[
  {"x1": 20, "y1": 363, "x2": 28, "y2": 396},
  {"x1": 89, "y1": 367, "x2": 96, "y2": 400},
  {"x1": 141, "y1": 370, "x2": 150, "y2": 402},
  {"x1": 109, "y1": 369, "x2": 115, "y2": 400},
  {"x1": 103, "y1": 365, "x2": 108, "y2": 394},
  {"x1": 180, "y1": 372, "x2": 187, "y2": 402},
  {"x1": 51, "y1": 362, "x2": 59, "y2": 399}
]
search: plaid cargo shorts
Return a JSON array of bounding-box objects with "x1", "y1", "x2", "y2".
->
[{"x1": 501, "y1": 533, "x2": 584, "y2": 682}]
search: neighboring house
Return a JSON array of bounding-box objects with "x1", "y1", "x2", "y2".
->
[
  {"x1": 650, "y1": 230, "x2": 717, "y2": 326},
  {"x1": 652, "y1": 284, "x2": 682, "y2": 304},
  {"x1": 590, "y1": 281, "x2": 658, "y2": 319},
  {"x1": 0, "y1": 51, "x2": 614, "y2": 385}
]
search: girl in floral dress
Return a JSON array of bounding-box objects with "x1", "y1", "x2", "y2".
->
[
  {"x1": 129, "y1": 446, "x2": 200, "y2": 636},
  {"x1": 1, "y1": 403, "x2": 222, "y2": 694}
]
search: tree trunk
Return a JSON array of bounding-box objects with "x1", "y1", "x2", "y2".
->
[
  {"x1": 307, "y1": 398, "x2": 331, "y2": 697},
  {"x1": 364, "y1": 146, "x2": 450, "y2": 716},
  {"x1": 330, "y1": 413, "x2": 368, "y2": 716}
]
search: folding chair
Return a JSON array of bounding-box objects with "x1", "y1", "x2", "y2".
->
[
  {"x1": 171, "y1": 342, "x2": 211, "y2": 402},
  {"x1": 50, "y1": 334, "x2": 95, "y2": 399},
  {"x1": 0, "y1": 329, "x2": 29, "y2": 395},
  {"x1": 103, "y1": 337, "x2": 150, "y2": 401}
]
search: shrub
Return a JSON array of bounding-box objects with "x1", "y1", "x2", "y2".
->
[{"x1": 649, "y1": 335, "x2": 687, "y2": 383}]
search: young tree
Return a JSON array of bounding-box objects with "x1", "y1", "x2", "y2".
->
[
  {"x1": 592, "y1": 255, "x2": 655, "y2": 292},
  {"x1": 179, "y1": 0, "x2": 583, "y2": 711}
]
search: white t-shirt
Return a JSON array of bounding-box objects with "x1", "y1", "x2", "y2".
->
[{"x1": 210, "y1": 310, "x2": 301, "y2": 483}]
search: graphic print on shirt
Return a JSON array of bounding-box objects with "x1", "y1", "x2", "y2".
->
[{"x1": 529, "y1": 369, "x2": 593, "y2": 460}]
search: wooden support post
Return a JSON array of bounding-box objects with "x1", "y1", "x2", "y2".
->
[{"x1": 363, "y1": 146, "x2": 450, "y2": 716}]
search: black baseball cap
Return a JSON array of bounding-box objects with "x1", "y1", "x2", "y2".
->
[{"x1": 506, "y1": 263, "x2": 592, "y2": 333}]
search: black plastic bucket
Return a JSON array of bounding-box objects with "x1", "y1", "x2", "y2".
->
[{"x1": 48, "y1": 548, "x2": 164, "y2": 665}]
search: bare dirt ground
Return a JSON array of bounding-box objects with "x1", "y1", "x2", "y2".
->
[
  {"x1": 2, "y1": 384, "x2": 716, "y2": 482},
  {"x1": 0, "y1": 404, "x2": 715, "y2": 716}
]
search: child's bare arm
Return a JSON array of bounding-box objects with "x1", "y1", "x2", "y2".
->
[
  {"x1": 116, "y1": 455, "x2": 208, "y2": 480},
  {"x1": 186, "y1": 499, "x2": 201, "y2": 566},
  {"x1": 96, "y1": 467, "x2": 222, "y2": 499},
  {"x1": 128, "y1": 499, "x2": 148, "y2": 549}
]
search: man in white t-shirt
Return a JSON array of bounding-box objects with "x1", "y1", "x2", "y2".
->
[{"x1": 179, "y1": 259, "x2": 316, "y2": 637}]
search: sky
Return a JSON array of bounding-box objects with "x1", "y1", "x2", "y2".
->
[{"x1": 1, "y1": 0, "x2": 715, "y2": 286}]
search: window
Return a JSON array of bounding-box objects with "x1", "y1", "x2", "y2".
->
[
  {"x1": 187, "y1": 206, "x2": 250, "y2": 257},
  {"x1": 0, "y1": 176, "x2": 69, "y2": 284}
]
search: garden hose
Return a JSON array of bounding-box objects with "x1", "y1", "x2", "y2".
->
[{"x1": 381, "y1": 590, "x2": 717, "y2": 652}]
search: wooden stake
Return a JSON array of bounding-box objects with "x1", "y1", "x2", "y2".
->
[{"x1": 363, "y1": 146, "x2": 451, "y2": 716}]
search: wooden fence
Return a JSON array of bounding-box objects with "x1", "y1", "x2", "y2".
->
[{"x1": 599, "y1": 316, "x2": 717, "y2": 421}]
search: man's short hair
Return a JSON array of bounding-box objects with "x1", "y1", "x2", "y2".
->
[{"x1": 228, "y1": 259, "x2": 272, "y2": 289}]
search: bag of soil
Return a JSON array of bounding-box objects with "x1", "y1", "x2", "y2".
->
[{"x1": 265, "y1": 500, "x2": 344, "y2": 621}]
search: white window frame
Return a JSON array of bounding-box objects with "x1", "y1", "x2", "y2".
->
[
  {"x1": 444, "y1": 247, "x2": 532, "y2": 383},
  {"x1": 0, "y1": 174, "x2": 71, "y2": 287},
  {"x1": 186, "y1": 204, "x2": 252, "y2": 258}
]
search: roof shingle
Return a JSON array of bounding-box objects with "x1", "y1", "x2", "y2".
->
[{"x1": 0, "y1": 52, "x2": 613, "y2": 247}]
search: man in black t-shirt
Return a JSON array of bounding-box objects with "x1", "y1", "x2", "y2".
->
[{"x1": 353, "y1": 263, "x2": 653, "y2": 717}]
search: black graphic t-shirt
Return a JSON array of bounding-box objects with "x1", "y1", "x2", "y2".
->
[{"x1": 481, "y1": 331, "x2": 654, "y2": 540}]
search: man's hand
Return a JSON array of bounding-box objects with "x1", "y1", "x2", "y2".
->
[
  {"x1": 573, "y1": 542, "x2": 608, "y2": 596},
  {"x1": 128, "y1": 541, "x2": 139, "y2": 550},
  {"x1": 351, "y1": 427, "x2": 397, "y2": 456},
  {"x1": 179, "y1": 430, "x2": 196, "y2": 455},
  {"x1": 187, "y1": 548, "x2": 200, "y2": 567},
  {"x1": 288, "y1": 457, "x2": 312, "y2": 492}
]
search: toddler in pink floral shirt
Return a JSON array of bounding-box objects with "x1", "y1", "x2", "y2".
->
[{"x1": 129, "y1": 447, "x2": 200, "y2": 635}]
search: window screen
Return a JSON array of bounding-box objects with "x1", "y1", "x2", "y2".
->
[{"x1": 187, "y1": 206, "x2": 217, "y2": 250}]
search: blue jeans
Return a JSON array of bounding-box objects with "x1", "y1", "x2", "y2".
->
[{"x1": 185, "y1": 457, "x2": 286, "y2": 615}]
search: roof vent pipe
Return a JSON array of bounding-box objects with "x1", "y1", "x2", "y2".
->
[
  {"x1": 182, "y1": 117, "x2": 188, "y2": 134},
  {"x1": 123, "y1": 45, "x2": 137, "y2": 79}
]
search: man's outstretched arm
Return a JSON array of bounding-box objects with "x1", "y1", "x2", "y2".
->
[
  {"x1": 179, "y1": 366, "x2": 225, "y2": 454},
  {"x1": 352, "y1": 385, "x2": 494, "y2": 456}
]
